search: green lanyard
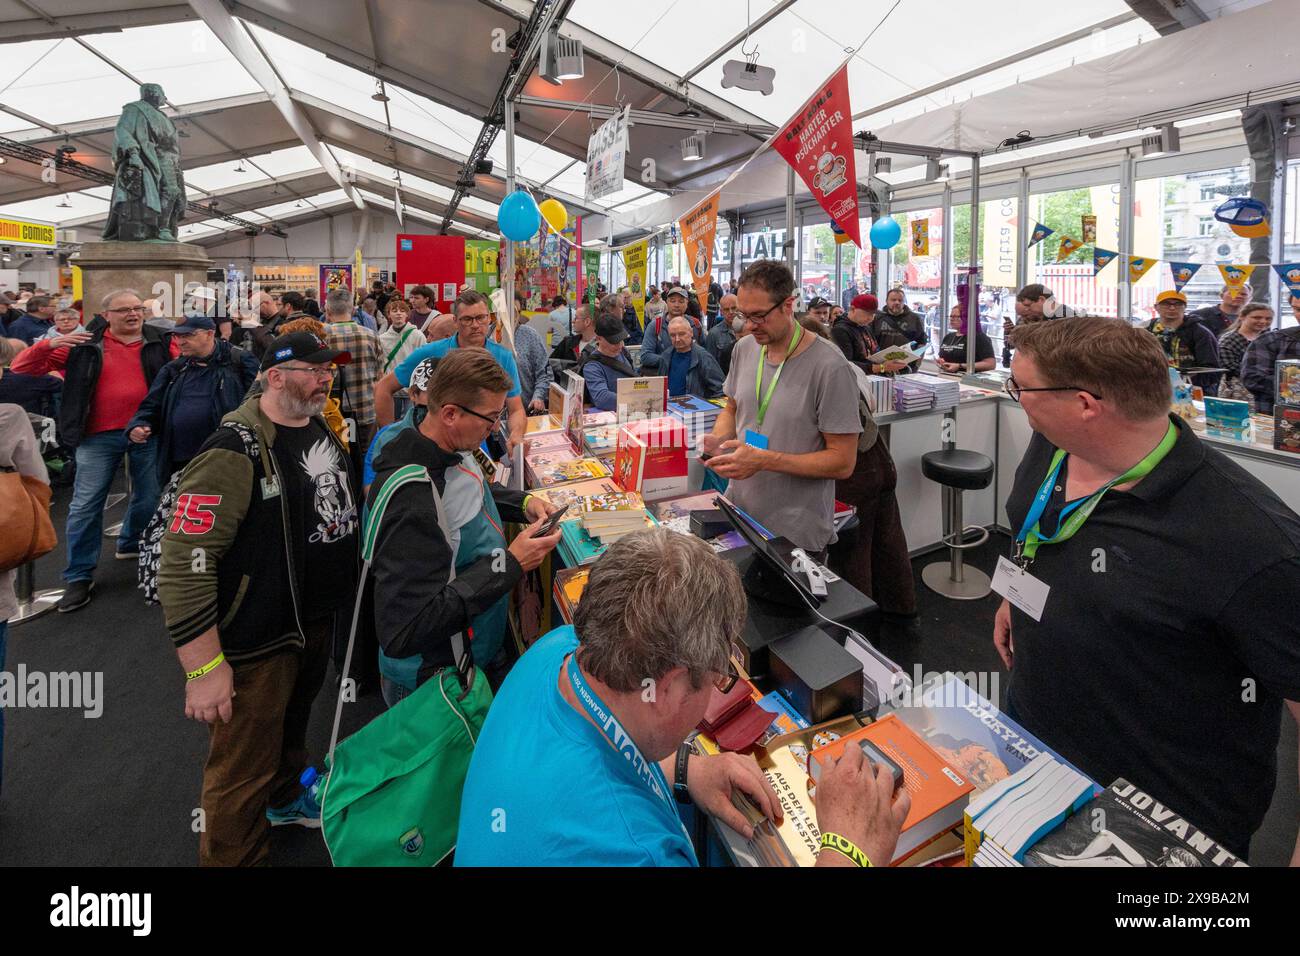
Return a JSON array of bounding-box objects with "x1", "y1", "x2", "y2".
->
[
  {"x1": 1016, "y1": 420, "x2": 1177, "y2": 566},
  {"x1": 754, "y1": 322, "x2": 804, "y2": 430}
]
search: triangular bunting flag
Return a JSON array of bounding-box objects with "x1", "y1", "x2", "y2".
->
[
  {"x1": 1274, "y1": 263, "x2": 1300, "y2": 297},
  {"x1": 1218, "y1": 264, "x2": 1255, "y2": 290},
  {"x1": 1168, "y1": 262, "x2": 1202, "y2": 292},
  {"x1": 1127, "y1": 256, "x2": 1158, "y2": 284},
  {"x1": 1093, "y1": 248, "x2": 1118, "y2": 276},
  {"x1": 1056, "y1": 236, "x2": 1084, "y2": 262},
  {"x1": 1028, "y1": 222, "x2": 1054, "y2": 248}
]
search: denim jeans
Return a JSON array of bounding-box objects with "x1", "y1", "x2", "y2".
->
[{"x1": 64, "y1": 431, "x2": 160, "y2": 583}]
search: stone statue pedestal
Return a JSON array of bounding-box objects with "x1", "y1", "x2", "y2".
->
[{"x1": 73, "y1": 241, "x2": 212, "y2": 318}]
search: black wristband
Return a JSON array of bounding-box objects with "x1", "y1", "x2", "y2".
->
[{"x1": 673, "y1": 742, "x2": 692, "y2": 803}]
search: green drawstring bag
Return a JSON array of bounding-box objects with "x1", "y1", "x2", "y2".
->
[{"x1": 320, "y1": 464, "x2": 493, "y2": 866}]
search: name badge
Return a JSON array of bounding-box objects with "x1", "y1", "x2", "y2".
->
[
  {"x1": 990, "y1": 555, "x2": 1049, "y2": 622},
  {"x1": 743, "y1": 430, "x2": 769, "y2": 450},
  {"x1": 260, "y1": 476, "x2": 281, "y2": 500}
]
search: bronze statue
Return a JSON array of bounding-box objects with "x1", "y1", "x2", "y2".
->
[{"x1": 102, "y1": 83, "x2": 187, "y2": 242}]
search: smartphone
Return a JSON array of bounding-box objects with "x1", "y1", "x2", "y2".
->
[
  {"x1": 531, "y1": 502, "x2": 570, "y2": 537},
  {"x1": 859, "y1": 740, "x2": 905, "y2": 793}
]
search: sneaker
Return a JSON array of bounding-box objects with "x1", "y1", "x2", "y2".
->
[
  {"x1": 266, "y1": 789, "x2": 322, "y2": 829},
  {"x1": 57, "y1": 580, "x2": 94, "y2": 613},
  {"x1": 114, "y1": 548, "x2": 140, "y2": 560}
]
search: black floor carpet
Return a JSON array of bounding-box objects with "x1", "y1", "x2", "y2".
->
[{"x1": 1, "y1": 478, "x2": 1294, "y2": 865}]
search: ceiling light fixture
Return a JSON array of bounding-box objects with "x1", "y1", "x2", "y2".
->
[
  {"x1": 234, "y1": 160, "x2": 247, "y2": 173},
  {"x1": 371, "y1": 77, "x2": 390, "y2": 103},
  {"x1": 925, "y1": 158, "x2": 949, "y2": 182},
  {"x1": 1141, "y1": 123, "x2": 1181, "y2": 157},
  {"x1": 539, "y1": 27, "x2": 584, "y2": 85},
  {"x1": 874, "y1": 157, "x2": 892, "y2": 174},
  {"x1": 56, "y1": 194, "x2": 73, "y2": 208}
]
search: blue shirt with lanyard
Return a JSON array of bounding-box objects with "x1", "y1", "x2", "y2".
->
[{"x1": 455, "y1": 626, "x2": 697, "y2": 866}]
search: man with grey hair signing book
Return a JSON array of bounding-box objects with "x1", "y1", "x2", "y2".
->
[
  {"x1": 701, "y1": 259, "x2": 861, "y2": 557},
  {"x1": 456, "y1": 527, "x2": 909, "y2": 866}
]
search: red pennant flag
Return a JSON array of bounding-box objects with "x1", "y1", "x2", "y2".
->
[{"x1": 773, "y1": 65, "x2": 861, "y2": 247}]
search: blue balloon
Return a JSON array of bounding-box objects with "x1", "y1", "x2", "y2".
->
[
  {"x1": 869, "y1": 218, "x2": 902, "y2": 249},
  {"x1": 498, "y1": 190, "x2": 541, "y2": 242}
]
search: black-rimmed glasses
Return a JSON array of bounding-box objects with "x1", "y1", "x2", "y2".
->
[
  {"x1": 736, "y1": 300, "x2": 787, "y2": 324},
  {"x1": 453, "y1": 403, "x2": 505, "y2": 425},
  {"x1": 1004, "y1": 374, "x2": 1102, "y2": 402},
  {"x1": 713, "y1": 641, "x2": 745, "y2": 693}
]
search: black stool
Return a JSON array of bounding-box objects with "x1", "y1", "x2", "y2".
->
[{"x1": 920, "y1": 449, "x2": 994, "y2": 600}]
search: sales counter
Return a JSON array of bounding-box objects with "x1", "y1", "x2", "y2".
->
[{"x1": 872, "y1": 368, "x2": 1300, "y2": 555}]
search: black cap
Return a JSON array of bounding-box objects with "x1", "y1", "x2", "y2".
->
[
  {"x1": 260, "y1": 331, "x2": 352, "y2": 371},
  {"x1": 593, "y1": 313, "x2": 626, "y2": 343},
  {"x1": 171, "y1": 315, "x2": 216, "y2": 334},
  {"x1": 807, "y1": 296, "x2": 831, "y2": 310}
]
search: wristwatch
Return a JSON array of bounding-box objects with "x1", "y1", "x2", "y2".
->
[{"x1": 673, "y1": 742, "x2": 692, "y2": 804}]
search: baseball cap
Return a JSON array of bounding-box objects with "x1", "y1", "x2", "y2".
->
[
  {"x1": 171, "y1": 315, "x2": 216, "y2": 334},
  {"x1": 807, "y1": 296, "x2": 831, "y2": 310},
  {"x1": 665, "y1": 286, "x2": 689, "y2": 300},
  {"x1": 594, "y1": 313, "x2": 627, "y2": 342},
  {"x1": 261, "y1": 331, "x2": 352, "y2": 371},
  {"x1": 1214, "y1": 197, "x2": 1270, "y2": 239},
  {"x1": 408, "y1": 356, "x2": 441, "y2": 392},
  {"x1": 850, "y1": 293, "x2": 879, "y2": 312},
  {"x1": 1155, "y1": 290, "x2": 1187, "y2": 305}
]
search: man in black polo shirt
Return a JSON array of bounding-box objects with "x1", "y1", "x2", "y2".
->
[{"x1": 994, "y1": 317, "x2": 1300, "y2": 862}]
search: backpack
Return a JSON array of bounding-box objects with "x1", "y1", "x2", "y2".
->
[{"x1": 137, "y1": 421, "x2": 259, "y2": 605}]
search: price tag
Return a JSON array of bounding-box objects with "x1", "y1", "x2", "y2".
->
[{"x1": 990, "y1": 555, "x2": 1050, "y2": 622}]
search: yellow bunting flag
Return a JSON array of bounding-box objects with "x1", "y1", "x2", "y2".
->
[
  {"x1": 1127, "y1": 256, "x2": 1158, "y2": 284},
  {"x1": 911, "y1": 219, "x2": 930, "y2": 256},
  {"x1": 1217, "y1": 264, "x2": 1255, "y2": 290},
  {"x1": 1056, "y1": 236, "x2": 1084, "y2": 262}
]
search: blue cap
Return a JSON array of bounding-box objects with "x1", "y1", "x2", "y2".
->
[{"x1": 172, "y1": 315, "x2": 217, "y2": 334}]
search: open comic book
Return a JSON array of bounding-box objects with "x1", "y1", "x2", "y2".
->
[{"x1": 866, "y1": 341, "x2": 927, "y2": 365}]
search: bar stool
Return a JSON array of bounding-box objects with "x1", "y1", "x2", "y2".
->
[{"x1": 920, "y1": 448, "x2": 994, "y2": 600}]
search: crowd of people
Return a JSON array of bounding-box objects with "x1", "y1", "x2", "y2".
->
[{"x1": 1, "y1": 257, "x2": 1298, "y2": 869}]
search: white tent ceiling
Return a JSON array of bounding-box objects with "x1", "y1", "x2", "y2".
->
[{"x1": 0, "y1": 0, "x2": 1289, "y2": 247}]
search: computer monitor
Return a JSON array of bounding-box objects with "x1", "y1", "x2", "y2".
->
[{"x1": 712, "y1": 495, "x2": 822, "y2": 607}]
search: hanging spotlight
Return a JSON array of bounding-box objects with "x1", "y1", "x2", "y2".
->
[
  {"x1": 874, "y1": 156, "x2": 892, "y2": 174},
  {"x1": 681, "y1": 132, "x2": 706, "y2": 162},
  {"x1": 539, "y1": 27, "x2": 584, "y2": 85},
  {"x1": 925, "y1": 158, "x2": 949, "y2": 182},
  {"x1": 371, "y1": 77, "x2": 390, "y2": 102},
  {"x1": 56, "y1": 194, "x2": 73, "y2": 208},
  {"x1": 1141, "y1": 124, "x2": 1181, "y2": 157},
  {"x1": 233, "y1": 159, "x2": 247, "y2": 173},
  {"x1": 56, "y1": 140, "x2": 77, "y2": 160}
]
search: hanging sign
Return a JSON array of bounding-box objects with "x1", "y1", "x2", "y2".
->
[
  {"x1": 1028, "y1": 222, "x2": 1055, "y2": 248},
  {"x1": 318, "y1": 263, "x2": 353, "y2": 303},
  {"x1": 1168, "y1": 261, "x2": 1202, "y2": 293},
  {"x1": 1093, "y1": 248, "x2": 1118, "y2": 276},
  {"x1": 1273, "y1": 263, "x2": 1300, "y2": 297},
  {"x1": 911, "y1": 219, "x2": 930, "y2": 256},
  {"x1": 773, "y1": 64, "x2": 861, "y2": 247},
  {"x1": 585, "y1": 105, "x2": 631, "y2": 201},
  {"x1": 622, "y1": 239, "x2": 648, "y2": 329},
  {"x1": 1080, "y1": 215, "x2": 1097, "y2": 244},
  {"x1": 1127, "y1": 256, "x2": 1158, "y2": 284},
  {"x1": 1218, "y1": 264, "x2": 1255, "y2": 290},
  {"x1": 1056, "y1": 236, "x2": 1084, "y2": 262},
  {"x1": 679, "y1": 193, "x2": 720, "y2": 311}
]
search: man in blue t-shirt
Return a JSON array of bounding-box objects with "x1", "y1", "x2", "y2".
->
[
  {"x1": 373, "y1": 289, "x2": 525, "y2": 452},
  {"x1": 455, "y1": 527, "x2": 910, "y2": 867}
]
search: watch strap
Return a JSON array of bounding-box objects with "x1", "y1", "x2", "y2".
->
[{"x1": 673, "y1": 741, "x2": 692, "y2": 803}]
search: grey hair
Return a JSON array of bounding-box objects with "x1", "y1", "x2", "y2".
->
[
  {"x1": 101, "y1": 288, "x2": 141, "y2": 312},
  {"x1": 324, "y1": 287, "x2": 353, "y2": 316},
  {"x1": 597, "y1": 292, "x2": 622, "y2": 317},
  {"x1": 53, "y1": 308, "x2": 81, "y2": 321},
  {"x1": 667, "y1": 315, "x2": 692, "y2": 332},
  {"x1": 573, "y1": 527, "x2": 744, "y2": 691},
  {"x1": 0, "y1": 337, "x2": 26, "y2": 367}
]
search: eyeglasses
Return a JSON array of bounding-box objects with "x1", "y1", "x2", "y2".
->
[
  {"x1": 106, "y1": 305, "x2": 147, "y2": 315},
  {"x1": 713, "y1": 641, "x2": 745, "y2": 694},
  {"x1": 1004, "y1": 373, "x2": 1102, "y2": 402},
  {"x1": 452, "y1": 403, "x2": 505, "y2": 426},
  {"x1": 457, "y1": 314, "x2": 491, "y2": 326},
  {"x1": 277, "y1": 364, "x2": 338, "y2": 379},
  {"x1": 736, "y1": 300, "x2": 787, "y2": 324}
]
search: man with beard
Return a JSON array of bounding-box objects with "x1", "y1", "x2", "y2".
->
[{"x1": 158, "y1": 331, "x2": 359, "y2": 866}]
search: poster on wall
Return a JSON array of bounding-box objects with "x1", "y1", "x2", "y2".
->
[
  {"x1": 318, "y1": 263, "x2": 353, "y2": 304},
  {"x1": 582, "y1": 250, "x2": 601, "y2": 306},
  {"x1": 622, "y1": 239, "x2": 648, "y2": 329},
  {"x1": 511, "y1": 217, "x2": 580, "y2": 313},
  {"x1": 911, "y1": 218, "x2": 929, "y2": 256},
  {"x1": 585, "y1": 105, "x2": 630, "y2": 201},
  {"x1": 772, "y1": 64, "x2": 861, "y2": 248},
  {"x1": 464, "y1": 240, "x2": 500, "y2": 293},
  {"x1": 678, "y1": 193, "x2": 720, "y2": 310}
]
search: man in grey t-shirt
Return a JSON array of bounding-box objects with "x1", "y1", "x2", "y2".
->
[{"x1": 702, "y1": 260, "x2": 861, "y2": 553}]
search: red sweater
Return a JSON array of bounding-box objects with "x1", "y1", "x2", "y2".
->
[{"x1": 12, "y1": 332, "x2": 181, "y2": 436}]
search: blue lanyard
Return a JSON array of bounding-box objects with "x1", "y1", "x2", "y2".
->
[{"x1": 566, "y1": 654, "x2": 679, "y2": 821}]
